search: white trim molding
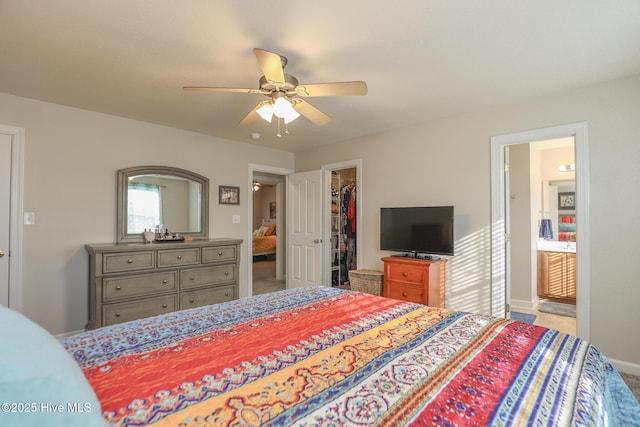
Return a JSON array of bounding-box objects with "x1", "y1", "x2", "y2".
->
[{"x1": 609, "y1": 358, "x2": 640, "y2": 377}]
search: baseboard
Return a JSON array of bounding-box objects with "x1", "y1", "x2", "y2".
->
[
  {"x1": 54, "y1": 329, "x2": 84, "y2": 340},
  {"x1": 510, "y1": 298, "x2": 538, "y2": 310},
  {"x1": 610, "y1": 358, "x2": 640, "y2": 376}
]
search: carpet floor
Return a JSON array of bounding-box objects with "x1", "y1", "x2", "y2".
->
[
  {"x1": 621, "y1": 373, "x2": 640, "y2": 403},
  {"x1": 252, "y1": 259, "x2": 285, "y2": 295},
  {"x1": 510, "y1": 311, "x2": 536, "y2": 324}
]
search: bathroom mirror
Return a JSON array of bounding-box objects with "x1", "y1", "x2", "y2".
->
[{"x1": 116, "y1": 166, "x2": 209, "y2": 243}]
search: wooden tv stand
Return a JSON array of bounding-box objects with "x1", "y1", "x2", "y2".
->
[{"x1": 382, "y1": 256, "x2": 447, "y2": 307}]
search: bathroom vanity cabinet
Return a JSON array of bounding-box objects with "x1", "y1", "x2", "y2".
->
[{"x1": 537, "y1": 250, "x2": 576, "y2": 304}]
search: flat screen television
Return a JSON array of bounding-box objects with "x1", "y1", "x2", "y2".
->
[{"x1": 380, "y1": 206, "x2": 454, "y2": 257}]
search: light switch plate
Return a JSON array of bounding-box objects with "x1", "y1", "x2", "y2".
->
[
  {"x1": 24, "y1": 212, "x2": 35, "y2": 225},
  {"x1": 232, "y1": 215, "x2": 240, "y2": 224}
]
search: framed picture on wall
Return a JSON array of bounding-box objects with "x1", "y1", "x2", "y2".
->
[
  {"x1": 558, "y1": 192, "x2": 575, "y2": 210},
  {"x1": 219, "y1": 185, "x2": 240, "y2": 205},
  {"x1": 269, "y1": 202, "x2": 276, "y2": 219}
]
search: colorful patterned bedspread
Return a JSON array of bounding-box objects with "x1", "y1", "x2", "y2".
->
[{"x1": 62, "y1": 286, "x2": 639, "y2": 426}]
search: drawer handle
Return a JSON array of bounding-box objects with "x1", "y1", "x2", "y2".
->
[
  {"x1": 225, "y1": 271, "x2": 229, "y2": 276},
  {"x1": 115, "y1": 285, "x2": 122, "y2": 290},
  {"x1": 224, "y1": 292, "x2": 229, "y2": 297},
  {"x1": 115, "y1": 312, "x2": 121, "y2": 317},
  {"x1": 162, "y1": 279, "x2": 168, "y2": 284},
  {"x1": 218, "y1": 251, "x2": 223, "y2": 256},
  {"x1": 127, "y1": 259, "x2": 133, "y2": 264},
  {"x1": 162, "y1": 304, "x2": 168, "y2": 308},
  {"x1": 402, "y1": 292, "x2": 408, "y2": 297},
  {"x1": 190, "y1": 276, "x2": 195, "y2": 280},
  {"x1": 189, "y1": 298, "x2": 195, "y2": 303},
  {"x1": 402, "y1": 272, "x2": 408, "y2": 277},
  {"x1": 177, "y1": 255, "x2": 182, "y2": 260}
]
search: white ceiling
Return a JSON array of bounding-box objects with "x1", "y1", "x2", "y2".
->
[{"x1": 2, "y1": 1, "x2": 639, "y2": 152}]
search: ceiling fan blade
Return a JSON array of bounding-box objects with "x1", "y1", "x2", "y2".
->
[
  {"x1": 295, "y1": 81, "x2": 368, "y2": 97},
  {"x1": 238, "y1": 102, "x2": 263, "y2": 126},
  {"x1": 254, "y1": 48, "x2": 285, "y2": 85},
  {"x1": 183, "y1": 86, "x2": 264, "y2": 94},
  {"x1": 293, "y1": 99, "x2": 332, "y2": 126}
]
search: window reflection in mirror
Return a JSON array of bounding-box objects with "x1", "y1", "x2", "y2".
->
[
  {"x1": 127, "y1": 182, "x2": 161, "y2": 233},
  {"x1": 127, "y1": 175, "x2": 201, "y2": 234},
  {"x1": 117, "y1": 166, "x2": 209, "y2": 243}
]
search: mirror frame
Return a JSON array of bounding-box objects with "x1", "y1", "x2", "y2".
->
[{"x1": 116, "y1": 165, "x2": 209, "y2": 243}]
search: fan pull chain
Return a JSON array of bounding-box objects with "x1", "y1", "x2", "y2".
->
[{"x1": 277, "y1": 118, "x2": 282, "y2": 137}]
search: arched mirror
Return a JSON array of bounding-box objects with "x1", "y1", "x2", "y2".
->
[{"x1": 117, "y1": 166, "x2": 209, "y2": 243}]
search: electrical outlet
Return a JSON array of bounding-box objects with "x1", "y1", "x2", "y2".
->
[{"x1": 232, "y1": 215, "x2": 240, "y2": 224}]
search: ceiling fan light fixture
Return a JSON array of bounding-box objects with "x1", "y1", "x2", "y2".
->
[
  {"x1": 256, "y1": 103, "x2": 273, "y2": 122},
  {"x1": 272, "y1": 96, "x2": 293, "y2": 117},
  {"x1": 283, "y1": 108, "x2": 300, "y2": 124},
  {"x1": 270, "y1": 93, "x2": 299, "y2": 124}
]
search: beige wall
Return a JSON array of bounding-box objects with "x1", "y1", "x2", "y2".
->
[
  {"x1": 295, "y1": 75, "x2": 640, "y2": 368},
  {"x1": 0, "y1": 92, "x2": 294, "y2": 335},
  {"x1": 252, "y1": 186, "x2": 276, "y2": 227}
]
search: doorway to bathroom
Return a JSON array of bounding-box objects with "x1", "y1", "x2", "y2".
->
[
  {"x1": 508, "y1": 137, "x2": 577, "y2": 335},
  {"x1": 490, "y1": 121, "x2": 590, "y2": 341}
]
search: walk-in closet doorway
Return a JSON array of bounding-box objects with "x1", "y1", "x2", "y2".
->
[{"x1": 323, "y1": 159, "x2": 363, "y2": 288}]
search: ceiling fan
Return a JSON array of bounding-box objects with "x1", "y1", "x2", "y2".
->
[
  {"x1": 184, "y1": 48, "x2": 367, "y2": 133},
  {"x1": 252, "y1": 181, "x2": 273, "y2": 191}
]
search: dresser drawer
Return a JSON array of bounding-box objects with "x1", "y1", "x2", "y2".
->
[
  {"x1": 202, "y1": 245, "x2": 237, "y2": 263},
  {"x1": 180, "y1": 285, "x2": 235, "y2": 310},
  {"x1": 103, "y1": 251, "x2": 155, "y2": 273},
  {"x1": 387, "y1": 264, "x2": 424, "y2": 285},
  {"x1": 387, "y1": 283, "x2": 425, "y2": 304},
  {"x1": 180, "y1": 265, "x2": 236, "y2": 290},
  {"x1": 157, "y1": 248, "x2": 200, "y2": 267},
  {"x1": 102, "y1": 295, "x2": 177, "y2": 326},
  {"x1": 102, "y1": 272, "x2": 177, "y2": 302}
]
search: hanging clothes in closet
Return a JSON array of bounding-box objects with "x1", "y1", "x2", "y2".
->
[{"x1": 340, "y1": 180, "x2": 357, "y2": 282}]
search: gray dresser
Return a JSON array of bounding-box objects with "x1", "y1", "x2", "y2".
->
[{"x1": 85, "y1": 238, "x2": 242, "y2": 329}]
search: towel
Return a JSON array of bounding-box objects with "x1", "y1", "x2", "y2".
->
[
  {"x1": 558, "y1": 231, "x2": 577, "y2": 242},
  {"x1": 539, "y1": 218, "x2": 553, "y2": 240}
]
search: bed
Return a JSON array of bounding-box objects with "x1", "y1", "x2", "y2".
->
[
  {"x1": 52, "y1": 286, "x2": 640, "y2": 426},
  {"x1": 253, "y1": 222, "x2": 277, "y2": 256}
]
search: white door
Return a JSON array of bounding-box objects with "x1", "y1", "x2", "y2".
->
[
  {"x1": 0, "y1": 133, "x2": 11, "y2": 306},
  {"x1": 287, "y1": 170, "x2": 323, "y2": 288}
]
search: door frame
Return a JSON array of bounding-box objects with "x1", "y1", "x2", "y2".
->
[
  {"x1": 1, "y1": 125, "x2": 25, "y2": 310},
  {"x1": 490, "y1": 121, "x2": 590, "y2": 341},
  {"x1": 321, "y1": 159, "x2": 363, "y2": 286},
  {"x1": 247, "y1": 164, "x2": 294, "y2": 297}
]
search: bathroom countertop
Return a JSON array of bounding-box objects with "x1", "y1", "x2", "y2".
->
[{"x1": 537, "y1": 240, "x2": 576, "y2": 253}]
